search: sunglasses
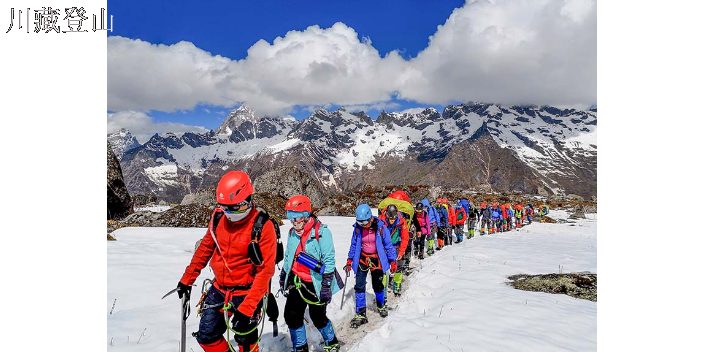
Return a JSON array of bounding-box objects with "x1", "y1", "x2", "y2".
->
[
  {"x1": 356, "y1": 219, "x2": 370, "y2": 226},
  {"x1": 220, "y1": 201, "x2": 250, "y2": 213},
  {"x1": 290, "y1": 216, "x2": 306, "y2": 224}
]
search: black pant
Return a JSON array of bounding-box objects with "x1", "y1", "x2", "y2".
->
[
  {"x1": 413, "y1": 234, "x2": 426, "y2": 254},
  {"x1": 196, "y1": 286, "x2": 261, "y2": 346},
  {"x1": 283, "y1": 279, "x2": 330, "y2": 330},
  {"x1": 438, "y1": 227, "x2": 447, "y2": 242},
  {"x1": 354, "y1": 257, "x2": 385, "y2": 294}
]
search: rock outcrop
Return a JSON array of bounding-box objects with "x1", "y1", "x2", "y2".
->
[{"x1": 107, "y1": 143, "x2": 133, "y2": 220}]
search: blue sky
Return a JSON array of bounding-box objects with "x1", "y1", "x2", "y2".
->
[
  {"x1": 109, "y1": 0, "x2": 465, "y2": 61},
  {"x1": 107, "y1": 0, "x2": 596, "y2": 135}
]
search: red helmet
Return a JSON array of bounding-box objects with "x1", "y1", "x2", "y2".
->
[
  {"x1": 216, "y1": 171, "x2": 254, "y2": 205},
  {"x1": 286, "y1": 195, "x2": 312, "y2": 212},
  {"x1": 389, "y1": 190, "x2": 411, "y2": 203}
]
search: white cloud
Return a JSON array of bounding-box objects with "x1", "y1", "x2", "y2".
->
[
  {"x1": 400, "y1": 0, "x2": 597, "y2": 106},
  {"x1": 107, "y1": 37, "x2": 239, "y2": 112},
  {"x1": 239, "y1": 23, "x2": 407, "y2": 114},
  {"x1": 107, "y1": 0, "x2": 596, "y2": 115},
  {"x1": 107, "y1": 111, "x2": 208, "y2": 143},
  {"x1": 341, "y1": 101, "x2": 401, "y2": 113}
]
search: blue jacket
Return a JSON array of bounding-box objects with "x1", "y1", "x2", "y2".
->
[
  {"x1": 437, "y1": 206, "x2": 449, "y2": 227},
  {"x1": 508, "y1": 208, "x2": 514, "y2": 218},
  {"x1": 458, "y1": 199, "x2": 471, "y2": 217},
  {"x1": 491, "y1": 209, "x2": 502, "y2": 221},
  {"x1": 347, "y1": 217, "x2": 396, "y2": 274},
  {"x1": 421, "y1": 199, "x2": 439, "y2": 225},
  {"x1": 282, "y1": 219, "x2": 342, "y2": 297}
]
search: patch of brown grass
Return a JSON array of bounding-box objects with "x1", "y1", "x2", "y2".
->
[{"x1": 507, "y1": 272, "x2": 596, "y2": 302}]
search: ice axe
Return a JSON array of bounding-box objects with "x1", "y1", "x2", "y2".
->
[
  {"x1": 340, "y1": 268, "x2": 350, "y2": 310},
  {"x1": 163, "y1": 286, "x2": 193, "y2": 352}
]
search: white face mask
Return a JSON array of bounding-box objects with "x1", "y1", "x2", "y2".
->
[{"x1": 224, "y1": 206, "x2": 252, "y2": 222}]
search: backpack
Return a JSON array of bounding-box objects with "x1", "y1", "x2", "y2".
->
[
  {"x1": 457, "y1": 209, "x2": 465, "y2": 221},
  {"x1": 386, "y1": 218, "x2": 402, "y2": 245}
]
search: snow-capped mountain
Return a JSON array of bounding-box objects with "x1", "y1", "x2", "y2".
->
[
  {"x1": 112, "y1": 104, "x2": 597, "y2": 202},
  {"x1": 107, "y1": 128, "x2": 140, "y2": 160}
]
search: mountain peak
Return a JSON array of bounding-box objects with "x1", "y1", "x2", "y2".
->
[
  {"x1": 215, "y1": 105, "x2": 261, "y2": 135},
  {"x1": 108, "y1": 128, "x2": 141, "y2": 160}
]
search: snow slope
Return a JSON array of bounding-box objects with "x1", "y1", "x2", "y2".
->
[{"x1": 107, "y1": 212, "x2": 596, "y2": 351}]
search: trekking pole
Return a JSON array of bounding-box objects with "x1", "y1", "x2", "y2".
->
[
  {"x1": 180, "y1": 294, "x2": 189, "y2": 352},
  {"x1": 340, "y1": 269, "x2": 350, "y2": 310}
]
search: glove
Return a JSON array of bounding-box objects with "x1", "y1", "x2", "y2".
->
[
  {"x1": 232, "y1": 308, "x2": 253, "y2": 330},
  {"x1": 176, "y1": 281, "x2": 191, "y2": 300},
  {"x1": 344, "y1": 259, "x2": 353, "y2": 273},
  {"x1": 390, "y1": 261, "x2": 397, "y2": 273},
  {"x1": 320, "y1": 272, "x2": 333, "y2": 303}
]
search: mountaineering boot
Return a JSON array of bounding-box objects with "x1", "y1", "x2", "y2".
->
[
  {"x1": 323, "y1": 336, "x2": 340, "y2": 352},
  {"x1": 350, "y1": 308, "x2": 368, "y2": 328},
  {"x1": 318, "y1": 321, "x2": 340, "y2": 352},
  {"x1": 378, "y1": 305, "x2": 388, "y2": 318},
  {"x1": 294, "y1": 345, "x2": 309, "y2": 352},
  {"x1": 376, "y1": 290, "x2": 388, "y2": 318}
]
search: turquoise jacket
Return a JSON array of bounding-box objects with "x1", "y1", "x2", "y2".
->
[{"x1": 282, "y1": 219, "x2": 342, "y2": 298}]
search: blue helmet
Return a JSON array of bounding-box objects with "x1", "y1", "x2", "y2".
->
[{"x1": 356, "y1": 204, "x2": 372, "y2": 221}]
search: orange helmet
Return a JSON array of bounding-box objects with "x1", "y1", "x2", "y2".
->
[
  {"x1": 286, "y1": 195, "x2": 312, "y2": 213},
  {"x1": 216, "y1": 171, "x2": 254, "y2": 205}
]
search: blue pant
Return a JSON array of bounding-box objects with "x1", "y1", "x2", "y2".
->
[
  {"x1": 195, "y1": 285, "x2": 261, "y2": 346},
  {"x1": 354, "y1": 257, "x2": 385, "y2": 312}
]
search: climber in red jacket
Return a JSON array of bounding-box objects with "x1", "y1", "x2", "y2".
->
[{"x1": 177, "y1": 171, "x2": 277, "y2": 352}]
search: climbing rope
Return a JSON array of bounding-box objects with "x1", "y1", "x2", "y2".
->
[
  {"x1": 293, "y1": 275, "x2": 326, "y2": 306},
  {"x1": 220, "y1": 292, "x2": 268, "y2": 352}
]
